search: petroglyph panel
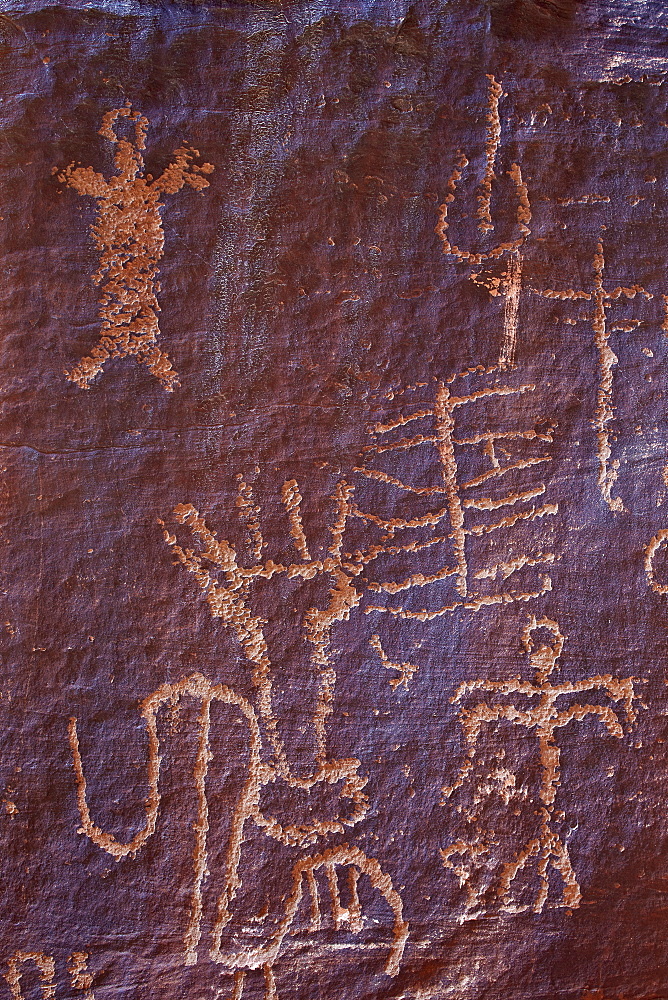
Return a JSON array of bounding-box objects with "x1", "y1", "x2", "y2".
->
[{"x1": 1, "y1": 2, "x2": 668, "y2": 999}]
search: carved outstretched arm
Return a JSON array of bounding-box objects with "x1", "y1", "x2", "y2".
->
[
  {"x1": 450, "y1": 675, "x2": 534, "y2": 703},
  {"x1": 152, "y1": 146, "x2": 214, "y2": 194},
  {"x1": 555, "y1": 674, "x2": 637, "y2": 726},
  {"x1": 58, "y1": 163, "x2": 109, "y2": 197},
  {"x1": 554, "y1": 702, "x2": 624, "y2": 738}
]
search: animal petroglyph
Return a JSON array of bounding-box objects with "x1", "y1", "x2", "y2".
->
[
  {"x1": 441, "y1": 617, "x2": 637, "y2": 916},
  {"x1": 57, "y1": 103, "x2": 213, "y2": 390},
  {"x1": 435, "y1": 75, "x2": 532, "y2": 367},
  {"x1": 352, "y1": 367, "x2": 558, "y2": 625}
]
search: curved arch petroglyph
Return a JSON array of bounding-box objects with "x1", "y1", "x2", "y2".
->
[
  {"x1": 69, "y1": 674, "x2": 407, "y2": 995},
  {"x1": 4, "y1": 951, "x2": 95, "y2": 1000}
]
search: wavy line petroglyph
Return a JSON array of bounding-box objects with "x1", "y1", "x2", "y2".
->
[
  {"x1": 57, "y1": 103, "x2": 213, "y2": 390},
  {"x1": 435, "y1": 75, "x2": 532, "y2": 367},
  {"x1": 69, "y1": 674, "x2": 264, "y2": 967},
  {"x1": 440, "y1": 617, "x2": 637, "y2": 917},
  {"x1": 369, "y1": 635, "x2": 420, "y2": 690}
]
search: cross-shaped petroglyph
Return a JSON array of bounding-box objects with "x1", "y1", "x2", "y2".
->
[
  {"x1": 441, "y1": 616, "x2": 637, "y2": 916},
  {"x1": 436, "y1": 77, "x2": 660, "y2": 513},
  {"x1": 435, "y1": 75, "x2": 532, "y2": 368},
  {"x1": 530, "y1": 243, "x2": 651, "y2": 513},
  {"x1": 68, "y1": 478, "x2": 408, "y2": 997},
  {"x1": 57, "y1": 103, "x2": 213, "y2": 390}
]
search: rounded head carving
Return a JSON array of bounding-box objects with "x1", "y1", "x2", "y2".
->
[
  {"x1": 99, "y1": 103, "x2": 149, "y2": 179},
  {"x1": 521, "y1": 615, "x2": 565, "y2": 682}
]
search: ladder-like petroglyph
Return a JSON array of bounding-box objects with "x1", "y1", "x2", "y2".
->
[
  {"x1": 57, "y1": 103, "x2": 213, "y2": 390},
  {"x1": 435, "y1": 75, "x2": 532, "y2": 367},
  {"x1": 441, "y1": 617, "x2": 637, "y2": 916},
  {"x1": 351, "y1": 367, "x2": 558, "y2": 626}
]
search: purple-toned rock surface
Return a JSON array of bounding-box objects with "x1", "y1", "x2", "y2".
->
[{"x1": 0, "y1": 1, "x2": 666, "y2": 997}]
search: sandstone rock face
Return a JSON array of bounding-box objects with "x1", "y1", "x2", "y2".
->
[{"x1": 0, "y1": 2, "x2": 666, "y2": 998}]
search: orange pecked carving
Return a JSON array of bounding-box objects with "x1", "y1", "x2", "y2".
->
[
  {"x1": 441, "y1": 616, "x2": 637, "y2": 916},
  {"x1": 57, "y1": 104, "x2": 214, "y2": 391},
  {"x1": 68, "y1": 479, "x2": 408, "y2": 997},
  {"x1": 435, "y1": 76, "x2": 532, "y2": 368}
]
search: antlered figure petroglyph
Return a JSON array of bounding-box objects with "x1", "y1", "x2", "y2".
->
[
  {"x1": 57, "y1": 103, "x2": 214, "y2": 390},
  {"x1": 441, "y1": 617, "x2": 637, "y2": 916},
  {"x1": 68, "y1": 479, "x2": 408, "y2": 998}
]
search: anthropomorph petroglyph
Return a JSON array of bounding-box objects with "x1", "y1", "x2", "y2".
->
[
  {"x1": 435, "y1": 75, "x2": 532, "y2": 368},
  {"x1": 68, "y1": 480, "x2": 408, "y2": 997},
  {"x1": 57, "y1": 103, "x2": 213, "y2": 390},
  {"x1": 441, "y1": 617, "x2": 637, "y2": 916}
]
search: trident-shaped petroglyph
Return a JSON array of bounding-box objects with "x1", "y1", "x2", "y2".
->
[
  {"x1": 435, "y1": 75, "x2": 532, "y2": 367},
  {"x1": 441, "y1": 616, "x2": 637, "y2": 915},
  {"x1": 57, "y1": 103, "x2": 214, "y2": 390}
]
